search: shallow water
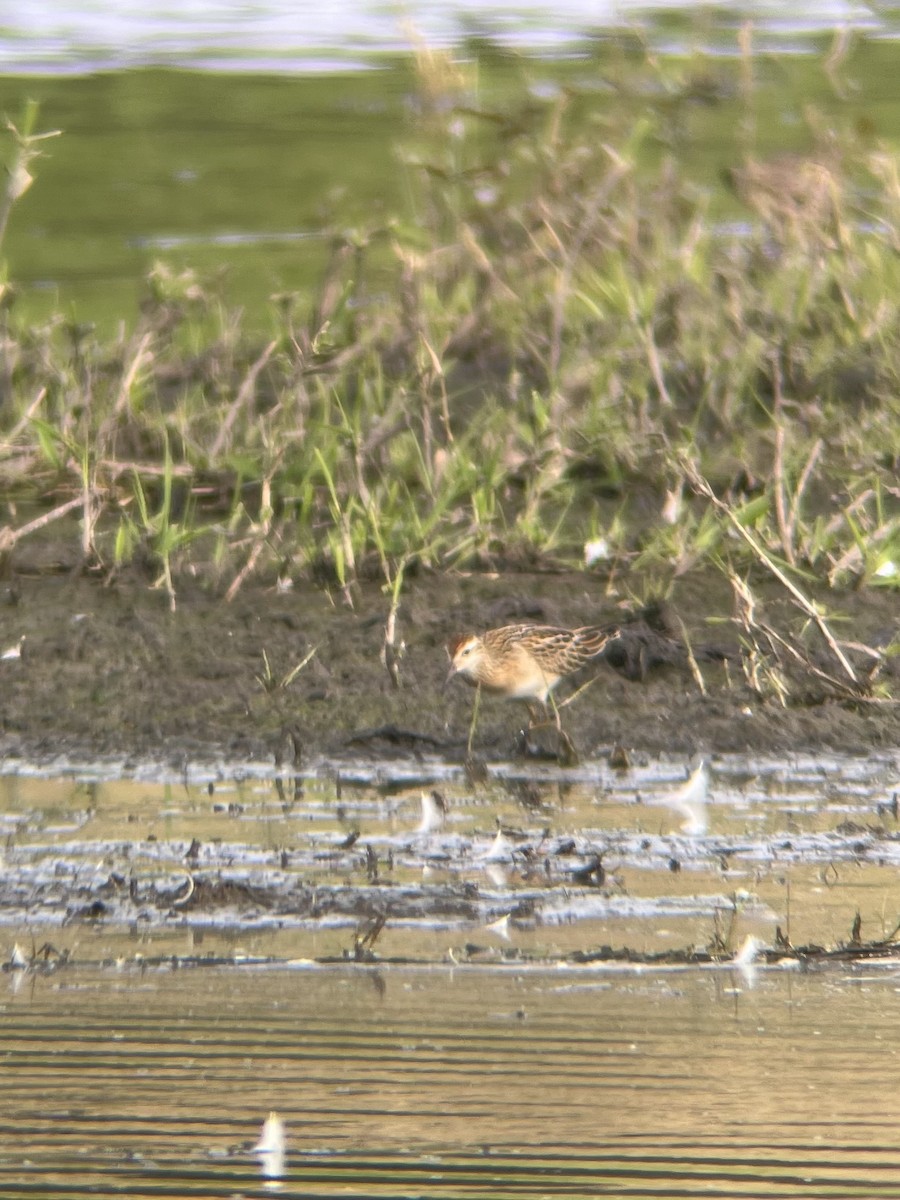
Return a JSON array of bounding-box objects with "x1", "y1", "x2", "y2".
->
[
  {"x1": 5, "y1": 963, "x2": 900, "y2": 1198},
  {"x1": 7, "y1": 0, "x2": 893, "y2": 72},
  {"x1": 3, "y1": 752, "x2": 900, "y2": 1197},
  {"x1": 2, "y1": 751, "x2": 899, "y2": 961},
  {"x1": 4, "y1": 8, "x2": 900, "y2": 331}
]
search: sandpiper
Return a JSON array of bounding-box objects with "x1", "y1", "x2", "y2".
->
[{"x1": 446, "y1": 622, "x2": 619, "y2": 720}]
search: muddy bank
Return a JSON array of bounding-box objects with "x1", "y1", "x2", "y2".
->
[
  {"x1": 5, "y1": 750, "x2": 900, "y2": 968},
  {"x1": 0, "y1": 558, "x2": 898, "y2": 770}
]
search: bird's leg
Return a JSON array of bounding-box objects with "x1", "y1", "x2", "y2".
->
[
  {"x1": 547, "y1": 694, "x2": 579, "y2": 764},
  {"x1": 513, "y1": 697, "x2": 577, "y2": 764},
  {"x1": 512, "y1": 700, "x2": 547, "y2": 758},
  {"x1": 556, "y1": 727, "x2": 579, "y2": 767},
  {"x1": 524, "y1": 694, "x2": 571, "y2": 731},
  {"x1": 467, "y1": 684, "x2": 482, "y2": 756},
  {"x1": 514, "y1": 694, "x2": 575, "y2": 765},
  {"x1": 521, "y1": 697, "x2": 556, "y2": 738}
]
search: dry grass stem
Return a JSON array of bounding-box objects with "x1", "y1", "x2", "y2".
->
[
  {"x1": 0, "y1": 495, "x2": 84, "y2": 553},
  {"x1": 211, "y1": 338, "x2": 277, "y2": 460},
  {"x1": 687, "y1": 463, "x2": 859, "y2": 684}
]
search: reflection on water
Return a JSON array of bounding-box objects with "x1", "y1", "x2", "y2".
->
[
  {"x1": 1, "y1": 752, "x2": 899, "y2": 964},
  {"x1": 2, "y1": 753, "x2": 900, "y2": 1196},
  {"x1": 6, "y1": 1, "x2": 894, "y2": 73},
  {"x1": 3, "y1": 963, "x2": 900, "y2": 1197},
  {"x1": 3, "y1": 5, "x2": 900, "y2": 330}
]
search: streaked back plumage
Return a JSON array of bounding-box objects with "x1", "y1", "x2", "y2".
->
[{"x1": 446, "y1": 622, "x2": 619, "y2": 704}]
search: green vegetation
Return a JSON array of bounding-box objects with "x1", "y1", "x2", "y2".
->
[{"x1": 0, "y1": 31, "x2": 899, "y2": 703}]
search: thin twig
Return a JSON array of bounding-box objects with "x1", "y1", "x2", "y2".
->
[
  {"x1": 0, "y1": 386, "x2": 46, "y2": 455},
  {"x1": 419, "y1": 333, "x2": 453, "y2": 447},
  {"x1": 645, "y1": 326, "x2": 673, "y2": 409},
  {"x1": 113, "y1": 331, "x2": 154, "y2": 414},
  {"x1": 770, "y1": 359, "x2": 794, "y2": 565},
  {"x1": 225, "y1": 536, "x2": 267, "y2": 603},
  {"x1": 0, "y1": 495, "x2": 83, "y2": 552},
  {"x1": 790, "y1": 437, "x2": 823, "y2": 539},
  {"x1": 556, "y1": 674, "x2": 603, "y2": 710},
  {"x1": 99, "y1": 459, "x2": 195, "y2": 478},
  {"x1": 211, "y1": 339, "x2": 277, "y2": 460},
  {"x1": 225, "y1": 454, "x2": 284, "y2": 602},
  {"x1": 757, "y1": 620, "x2": 863, "y2": 699},
  {"x1": 675, "y1": 615, "x2": 707, "y2": 696},
  {"x1": 380, "y1": 558, "x2": 407, "y2": 690},
  {"x1": 685, "y1": 461, "x2": 858, "y2": 683}
]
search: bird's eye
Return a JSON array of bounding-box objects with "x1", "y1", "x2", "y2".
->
[{"x1": 460, "y1": 644, "x2": 473, "y2": 657}]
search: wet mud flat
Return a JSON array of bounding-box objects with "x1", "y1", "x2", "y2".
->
[
  {"x1": 0, "y1": 562, "x2": 899, "y2": 771},
  {"x1": 3, "y1": 751, "x2": 900, "y2": 977},
  {"x1": 1, "y1": 561, "x2": 900, "y2": 977}
]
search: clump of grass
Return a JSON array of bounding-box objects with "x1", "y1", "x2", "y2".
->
[
  {"x1": 0, "y1": 33, "x2": 898, "y2": 654},
  {"x1": 0, "y1": 100, "x2": 60, "y2": 279}
]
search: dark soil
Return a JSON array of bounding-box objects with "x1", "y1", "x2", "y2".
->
[{"x1": 1, "y1": 548, "x2": 899, "y2": 770}]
